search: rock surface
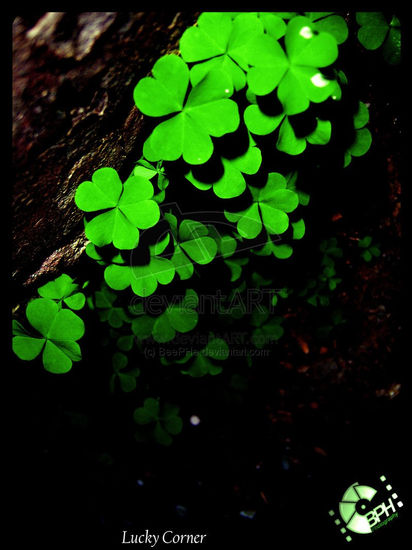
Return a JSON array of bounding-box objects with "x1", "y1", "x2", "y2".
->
[{"x1": 12, "y1": 12, "x2": 197, "y2": 298}]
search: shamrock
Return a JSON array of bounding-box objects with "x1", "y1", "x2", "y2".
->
[
  {"x1": 299, "y1": 238, "x2": 343, "y2": 305},
  {"x1": 37, "y1": 273, "x2": 86, "y2": 310},
  {"x1": 356, "y1": 12, "x2": 400, "y2": 65},
  {"x1": 179, "y1": 12, "x2": 265, "y2": 91},
  {"x1": 172, "y1": 336, "x2": 229, "y2": 377},
  {"x1": 303, "y1": 12, "x2": 348, "y2": 44},
  {"x1": 134, "y1": 54, "x2": 240, "y2": 165},
  {"x1": 104, "y1": 234, "x2": 175, "y2": 297},
  {"x1": 244, "y1": 96, "x2": 332, "y2": 155},
  {"x1": 85, "y1": 242, "x2": 103, "y2": 264},
  {"x1": 133, "y1": 398, "x2": 183, "y2": 446},
  {"x1": 250, "y1": 306, "x2": 284, "y2": 348},
  {"x1": 12, "y1": 298, "x2": 85, "y2": 374},
  {"x1": 134, "y1": 158, "x2": 168, "y2": 189},
  {"x1": 204, "y1": 228, "x2": 249, "y2": 282},
  {"x1": 75, "y1": 167, "x2": 160, "y2": 250},
  {"x1": 358, "y1": 235, "x2": 381, "y2": 262},
  {"x1": 131, "y1": 313, "x2": 156, "y2": 342},
  {"x1": 110, "y1": 351, "x2": 140, "y2": 393},
  {"x1": 94, "y1": 284, "x2": 131, "y2": 328},
  {"x1": 253, "y1": 218, "x2": 306, "y2": 259},
  {"x1": 344, "y1": 101, "x2": 372, "y2": 167},
  {"x1": 151, "y1": 289, "x2": 199, "y2": 344},
  {"x1": 319, "y1": 237, "x2": 343, "y2": 260},
  {"x1": 133, "y1": 158, "x2": 169, "y2": 203},
  {"x1": 185, "y1": 134, "x2": 262, "y2": 198},
  {"x1": 224, "y1": 172, "x2": 299, "y2": 239},
  {"x1": 257, "y1": 12, "x2": 287, "y2": 39},
  {"x1": 164, "y1": 213, "x2": 218, "y2": 281},
  {"x1": 270, "y1": 287, "x2": 291, "y2": 307},
  {"x1": 246, "y1": 15, "x2": 339, "y2": 115}
]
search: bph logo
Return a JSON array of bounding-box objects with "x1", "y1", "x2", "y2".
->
[{"x1": 328, "y1": 475, "x2": 404, "y2": 542}]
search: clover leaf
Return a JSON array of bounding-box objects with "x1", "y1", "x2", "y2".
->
[
  {"x1": 319, "y1": 237, "x2": 343, "y2": 259},
  {"x1": 356, "y1": 12, "x2": 401, "y2": 65},
  {"x1": 12, "y1": 298, "x2": 85, "y2": 374},
  {"x1": 246, "y1": 15, "x2": 339, "y2": 115},
  {"x1": 133, "y1": 398, "x2": 183, "y2": 446},
  {"x1": 110, "y1": 351, "x2": 140, "y2": 393},
  {"x1": 257, "y1": 12, "x2": 287, "y2": 39},
  {"x1": 304, "y1": 12, "x2": 348, "y2": 44},
  {"x1": 185, "y1": 134, "x2": 262, "y2": 198},
  {"x1": 94, "y1": 284, "x2": 131, "y2": 328},
  {"x1": 225, "y1": 172, "x2": 299, "y2": 239},
  {"x1": 180, "y1": 12, "x2": 265, "y2": 91},
  {"x1": 358, "y1": 235, "x2": 381, "y2": 262},
  {"x1": 250, "y1": 306, "x2": 284, "y2": 348},
  {"x1": 104, "y1": 235, "x2": 175, "y2": 297},
  {"x1": 151, "y1": 289, "x2": 199, "y2": 344},
  {"x1": 37, "y1": 273, "x2": 86, "y2": 310},
  {"x1": 225, "y1": 257, "x2": 249, "y2": 282},
  {"x1": 75, "y1": 167, "x2": 160, "y2": 249},
  {"x1": 344, "y1": 101, "x2": 372, "y2": 167},
  {"x1": 179, "y1": 336, "x2": 230, "y2": 377},
  {"x1": 134, "y1": 54, "x2": 240, "y2": 165},
  {"x1": 131, "y1": 314, "x2": 156, "y2": 342},
  {"x1": 254, "y1": 218, "x2": 305, "y2": 260},
  {"x1": 133, "y1": 158, "x2": 169, "y2": 205},
  {"x1": 245, "y1": 99, "x2": 332, "y2": 155},
  {"x1": 164, "y1": 214, "x2": 217, "y2": 281}
]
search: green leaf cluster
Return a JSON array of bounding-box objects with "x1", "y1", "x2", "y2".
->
[
  {"x1": 356, "y1": 12, "x2": 401, "y2": 65},
  {"x1": 250, "y1": 306, "x2": 284, "y2": 348},
  {"x1": 344, "y1": 101, "x2": 372, "y2": 167},
  {"x1": 225, "y1": 172, "x2": 299, "y2": 240},
  {"x1": 75, "y1": 167, "x2": 160, "y2": 249},
  {"x1": 358, "y1": 235, "x2": 381, "y2": 262},
  {"x1": 178, "y1": 336, "x2": 230, "y2": 377},
  {"x1": 12, "y1": 273, "x2": 86, "y2": 373},
  {"x1": 131, "y1": 289, "x2": 199, "y2": 344},
  {"x1": 133, "y1": 398, "x2": 183, "y2": 446},
  {"x1": 299, "y1": 238, "x2": 343, "y2": 306},
  {"x1": 12, "y1": 297, "x2": 85, "y2": 374},
  {"x1": 110, "y1": 351, "x2": 140, "y2": 393}
]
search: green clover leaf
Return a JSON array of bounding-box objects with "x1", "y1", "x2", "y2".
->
[
  {"x1": 344, "y1": 101, "x2": 372, "y2": 167},
  {"x1": 133, "y1": 398, "x2": 183, "y2": 446},
  {"x1": 180, "y1": 336, "x2": 230, "y2": 377},
  {"x1": 250, "y1": 306, "x2": 284, "y2": 348},
  {"x1": 224, "y1": 257, "x2": 249, "y2": 282},
  {"x1": 134, "y1": 54, "x2": 240, "y2": 165},
  {"x1": 358, "y1": 235, "x2": 381, "y2": 262},
  {"x1": 94, "y1": 284, "x2": 131, "y2": 328},
  {"x1": 165, "y1": 214, "x2": 218, "y2": 281},
  {"x1": 245, "y1": 101, "x2": 332, "y2": 155},
  {"x1": 356, "y1": 12, "x2": 401, "y2": 65},
  {"x1": 131, "y1": 314, "x2": 156, "y2": 342},
  {"x1": 185, "y1": 134, "x2": 262, "y2": 198},
  {"x1": 225, "y1": 172, "x2": 299, "y2": 239},
  {"x1": 152, "y1": 289, "x2": 199, "y2": 344},
  {"x1": 257, "y1": 12, "x2": 287, "y2": 39},
  {"x1": 110, "y1": 351, "x2": 140, "y2": 393},
  {"x1": 12, "y1": 298, "x2": 85, "y2": 374},
  {"x1": 254, "y1": 218, "x2": 305, "y2": 260},
  {"x1": 75, "y1": 167, "x2": 160, "y2": 249},
  {"x1": 304, "y1": 12, "x2": 348, "y2": 44},
  {"x1": 133, "y1": 158, "x2": 169, "y2": 204},
  {"x1": 104, "y1": 236, "x2": 175, "y2": 298},
  {"x1": 247, "y1": 15, "x2": 339, "y2": 115},
  {"x1": 37, "y1": 273, "x2": 86, "y2": 310},
  {"x1": 180, "y1": 12, "x2": 265, "y2": 91}
]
